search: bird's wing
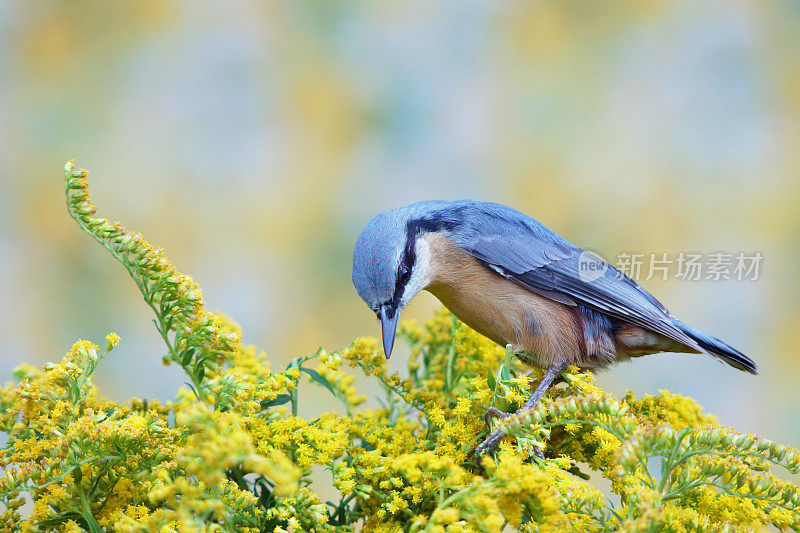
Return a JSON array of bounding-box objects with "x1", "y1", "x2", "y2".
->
[{"x1": 448, "y1": 202, "x2": 701, "y2": 350}]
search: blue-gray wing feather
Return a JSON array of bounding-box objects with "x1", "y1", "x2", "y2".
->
[{"x1": 443, "y1": 201, "x2": 701, "y2": 350}]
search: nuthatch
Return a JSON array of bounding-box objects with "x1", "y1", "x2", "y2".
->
[{"x1": 351, "y1": 200, "x2": 757, "y2": 458}]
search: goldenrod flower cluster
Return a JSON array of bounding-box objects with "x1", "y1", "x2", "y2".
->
[{"x1": 0, "y1": 162, "x2": 796, "y2": 531}]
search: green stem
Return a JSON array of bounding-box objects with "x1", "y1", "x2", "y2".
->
[
  {"x1": 444, "y1": 315, "x2": 457, "y2": 393},
  {"x1": 667, "y1": 448, "x2": 793, "y2": 481},
  {"x1": 66, "y1": 183, "x2": 207, "y2": 400},
  {"x1": 0, "y1": 455, "x2": 124, "y2": 499},
  {"x1": 77, "y1": 486, "x2": 102, "y2": 533},
  {"x1": 663, "y1": 479, "x2": 798, "y2": 510},
  {"x1": 360, "y1": 363, "x2": 429, "y2": 417},
  {"x1": 657, "y1": 428, "x2": 691, "y2": 493}
]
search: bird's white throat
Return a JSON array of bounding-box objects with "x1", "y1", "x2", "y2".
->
[{"x1": 400, "y1": 237, "x2": 432, "y2": 308}]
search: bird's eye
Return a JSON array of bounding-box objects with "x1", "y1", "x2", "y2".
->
[{"x1": 399, "y1": 265, "x2": 411, "y2": 284}]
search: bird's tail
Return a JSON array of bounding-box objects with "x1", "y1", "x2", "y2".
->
[{"x1": 672, "y1": 319, "x2": 758, "y2": 374}]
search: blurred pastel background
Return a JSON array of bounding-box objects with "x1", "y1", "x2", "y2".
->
[{"x1": 1, "y1": 1, "x2": 798, "y2": 447}]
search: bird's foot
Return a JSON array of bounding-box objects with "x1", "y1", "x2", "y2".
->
[
  {"x1": 477, "y1": 406, "x2": 545, "y2": 462},
  {"x1": 483, "y1": 407, "x2": 511, "y2": 427},
  {"x1": 475, "y1": 362, "x2": 566, "y2": 464},
  {"x1": 531, "y1": 446, "x2": 544, "y2": 460},
  {"x1": 475, "y1": 407, "x2": 514, "y2": 464},
  {"x1": 474, "y1": 425, "x2": 544, "y2": 463},
  {"x1": 474, "y1": 428, "x2": 507, "y2": 462},
  {"x1": 475, "y1": 428, "x2": 544, "y2": 464}
]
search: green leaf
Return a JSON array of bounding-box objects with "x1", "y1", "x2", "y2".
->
[
  {"x1": 181, "y1": 347, "x2": 194, "y2": 367},
  {"x1": 301, "y1": 367, "x2": 337, "y2": 396},
  {"x1": 164, "y1": 313, "x2": 175, "y2": 332},
  {"x1": 261, "y1": 393, "x2": 292, "y2": 408},
  {"x1": 37, "y1": 513, "x2": 84, "y2": 529},
  {"x1": 500, "y1": 364, "x2": 510, "y2": 383},
  {"x1": 184, "y1": 381, "x2": 198, "y2": 397},
  {"x1": 486, "y1": 367, "x2": 496, "y2": 391}
]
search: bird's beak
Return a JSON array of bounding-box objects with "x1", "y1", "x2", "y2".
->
[{"x1": 379, "y1": 305, "x2": 400, "y2": 359}]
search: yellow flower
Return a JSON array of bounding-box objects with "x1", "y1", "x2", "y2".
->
[{"x1": 106, "y1": 332, "x2": 121, "y2": 351}]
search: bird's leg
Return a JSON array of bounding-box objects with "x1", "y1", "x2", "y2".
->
[
  {"x1": 475, "y1": 361, "x2": 568, "y2": 461},
  {"x1": 482, "y1": 363, "x2": 567, "y2": 425},
  {"x1": 519, "y1": 361, "x2": 568, "y2": 411}
]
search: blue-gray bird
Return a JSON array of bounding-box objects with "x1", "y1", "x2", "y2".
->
[{"x1": 351, "y1": 200, "x2": 757, "y2": 458}]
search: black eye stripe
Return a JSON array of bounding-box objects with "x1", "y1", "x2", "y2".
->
[
  {"x1": 385, "y1": 214, "x2": 458, "y2": 312},
  {"x1": 388, "y1": 262, "x2": 411, "y2": 312}
]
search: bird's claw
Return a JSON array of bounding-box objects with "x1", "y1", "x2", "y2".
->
[
  {"x1": 474, "y1": 429, "x2": 544, "y2": 463},
  {"x1": 483, "y1": 407, "x2": 511, "y2": 427},
  {"x1": 475, "y1": 412, "x2": 545, "y2": 463},
  {"x1": 474, "y1": 428, "x2": 507, "y2": 463},
  {"x1": 476, "y1": 408, "x2": 513, "y2": 462}
]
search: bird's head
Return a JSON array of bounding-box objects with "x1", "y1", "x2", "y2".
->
[{"x1": 352, "y1": 203, "x2": 453, "y2": 358}]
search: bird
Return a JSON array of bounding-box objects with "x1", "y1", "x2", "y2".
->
[{"x1": 350, "y1": 200, "x2": 757, "y2": 459}]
